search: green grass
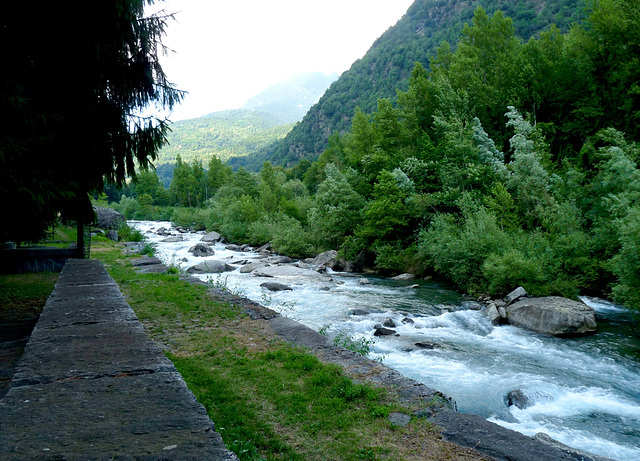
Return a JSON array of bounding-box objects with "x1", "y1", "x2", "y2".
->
[
  {"x1": 92, "y1": 240, "x2": 482, "y2": 461},
  {"x1": 0, "y1": 272, "x2": 59, "y2": 318}
]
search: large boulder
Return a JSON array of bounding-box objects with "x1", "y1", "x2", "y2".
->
[
  {"x1": 186, "y1": 260, "x2": 234, "y2": 274},
  {"x1": 93, "y1": 206, "x2": 124, "y2": 230},
  {"x1": 200, "y1": 231, "x2": 221, "y2": 243},
  {"x1": 506, "y1": 296, "x2": 597, "y2": 336},
  {"x1": 311, "y1": 250, "x2": 339, "y2": 270},
  {"x1": 188, "y1": 243, "x2": 215, "y2": 257},
  {"x1": 239, "y1": 262, "x2": 270, "y2": 273}
]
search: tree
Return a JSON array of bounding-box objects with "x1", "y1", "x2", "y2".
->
[{"x1": 0, "y1": 1, "x2": 182, "y2": 243}]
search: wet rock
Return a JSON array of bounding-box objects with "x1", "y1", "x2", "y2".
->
[
  {"x1": 186, "y1": 260, "x2": 234, "y2": 274},
  {"x1": 415, "y1": 342, "x2": 441, "y2": 350},
  {"x1": 504, "y1": 286, "x2": 527, "y2": 306},
  {"x1": 392, "y1": 273, "x2": 415, "y2": 281},
  {"x1": 357, "y1": 278, "x2": 370, "y2": 285},
  {"x1": 239, "y1": 262, "x2": 270, "y2": 274},
  {"x1": 200, "y1": 231, "x2": 221, "y2": 242},
  {"x1": 225, "y1": 244, "x2": 243, "y2": 252},
  {"x1": 506, "y1": 296, "x2": 597, "y2": 336},
  {"x1": 188, "y1": 243, "x2": 215, "y2": 257},
  {"x1": 260, "y1": 282, "x2": 292, "y2": 292},
  {"x1": 351, "y1": 309, "x2": 370, "y2": 316},
  {"x1": 505, "y1": 389, "x2": 533, "y2": 410},
  {"x1": 319, "y1": 286, "x2": 331, "y2": 291},
  {"x1": 374, "y1": 327, "x2": 396, "y2": 336},
  {"x1": 310, "y1": 250, "x2": 339, "y2": 270},
  {"x1": 401, "y1": 317, "x2": 415, "y2": 324},
  {"x1": 269, "y1": 255, "x2": 294, "y2": 264},
  {"x1": 408, "y1": 284, "x2": 420, "y2": 289},
  {"x1": 383, "y1": 318, "x2": 397, "y2": 328},
  {"x1": 485, "y1": 304, "x2": 501, "y2": 326}
]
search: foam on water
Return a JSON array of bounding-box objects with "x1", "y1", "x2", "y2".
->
[{"x1": 131, "y1": 221, "x2": 640, "y2": 460}]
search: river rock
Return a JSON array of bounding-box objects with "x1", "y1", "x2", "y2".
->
[
  {"x1": 392, "y1": 273, "x2": 415, "y2": 281},
  {"x1": 225, "y1": 244, "x2": 243, "y2": 251},
  {"x1": 357, "y1": 278, "x2": 370, "y2": 285},
  {"x1": 160, "y1": 236, "x2": 183, "y2": 243},
  {"x1": 200, "y1": 231, "x2": 221, "y2": 242},
  {"x1": 188, "y1": 243, "x2": 215, "y2": 257},
  {"x1": 383, "y1": 318, "x2": 397, "y2": 328},
  {"x1": 269, "y1": 255, "x2": 294, "y2": 264},
  {"x1": 186, "y1": 260, "x2": 234, "y2": 274},
  {"x1": 239, "y1": 262, "x2": 270, "y2": 273},
  {"x1": 505, "y1": 389, "x2": 533, "y2": 409},
  {"x1": 310, "y1": 250, "x2": 339, "y2": 270},
  {"x1": 351, "y1": 309, "x2": 370, "y2": 316},
  {"x1": 253, "y1": 266, "x2": 323, "y2": 278},
  {"x1": 401, "y1": 317, "x2": 415, "y2": 324},
  {"x1": 260, "y1": 282, "x2": 292, "y2": 292},
  {"x1": 374, "y1": 326, "x2": 396, "y2": 336},
  {"x1": 415, "y1": 341, "x2": 441, "y2": 350},
  {"x1": 485, "y1": 304, "x2": 501, "y2": 325},
  {"x1": 504, "y1": 286, "x2": 527, "y2": 305},
  {"x1": 92, "y1": 206, "x2": 124, "y2": 229},
  {"x1": 506, "y1": 296, "x2": 597, "y2": 336}
]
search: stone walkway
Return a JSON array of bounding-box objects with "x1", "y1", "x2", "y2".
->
[{"x1": 0, "y1": 259, "x2": 237, "y2": 460}]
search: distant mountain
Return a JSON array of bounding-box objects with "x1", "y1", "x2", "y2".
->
[
  {"x1": 243, "y1": 72, "x2": 339, "y2": 124},
  {"x1": 155, "y1": 72, "x2": 338, "y2": 169},
  {"x1": 155, "y1": 109, "x2": 293, "y2": 167},
  {"x1": 255, "y1": 0, "x2": 585, "y2": 167}
]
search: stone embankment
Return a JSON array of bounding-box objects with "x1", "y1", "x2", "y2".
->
[{"x1": 0, "y1": 259, "x2": 238, "y2": 460}]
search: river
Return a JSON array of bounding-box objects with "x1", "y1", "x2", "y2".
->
[{"x1": 130, "y1": 221, "x2": 640, "y2": 460}]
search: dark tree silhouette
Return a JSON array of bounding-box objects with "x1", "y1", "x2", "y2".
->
[{"x1": 0, "y1": 0, "x2": 183, "y2": 243}]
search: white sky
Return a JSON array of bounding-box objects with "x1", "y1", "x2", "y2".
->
[{"x1": 152, "y1": 0, "x2": 415, "y2": 121}]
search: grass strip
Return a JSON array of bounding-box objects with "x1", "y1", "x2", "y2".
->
[{"x1": 93, "y1": 240, "x2": 485, "y2": 461}]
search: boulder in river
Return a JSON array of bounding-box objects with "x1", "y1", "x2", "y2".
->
[
  {"x1": 392, "y1": 273, "x2": 415, "y2": 281},
  {"x1": 186, "y1": 260, "x2": 234, "y2": 274},
  {"x1": 506, "y1": 296, "x2": 597, "y2": 336},
  {"x1": 310, "y1": 250, "x2": 339, "y2": 270},
  {"x1": 374, "y1": 326, "x2": 396, "y2": 336},
  {"x1": 200, "y1": 231, "x2": 221, "y2": 242},
  {"x1": 383, "y1": 317, "x2": 397, "y2": 328},
  {"x1": 260, "y1": 282, "x2": 292, "y2": 292},
  {"x1": 239, "y1": 262, "x2": 270, "y2": 273},
  {"x1": 505, "y1": 389, "x2": 534, "y2": 410},
  {"x1": 504, "y1": 286, "x2": 527, "y2": 305},
  {"x1": 188, "y1": 243, "x2": 215, "y2": 257}
]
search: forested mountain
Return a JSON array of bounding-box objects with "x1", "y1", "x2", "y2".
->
[
  {"x1": 155, "y1": 72, "x2": 338, "y2": 172},
  {"x1": 155, "y1": 109, "x2": 293, "y2": 167},
  {"x1": 243, "y1": 72, "x2": 338, "y2": 124},
  {"x1": 255, "y1": 0, "x2": 585, "y2": 168}
]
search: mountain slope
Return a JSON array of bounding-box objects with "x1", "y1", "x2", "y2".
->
[
  {"x1": 257, "y1": 0, "x2": 585, "y2": 167},
  {"x1": 156, "y1": 109, "x2": 293, "y2": 166},
  {"x1": 243, "y1": 72, "x2": 338, "y2": 124}
]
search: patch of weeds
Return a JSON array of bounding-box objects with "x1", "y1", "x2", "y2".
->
[
  {"x1": 140, "y1": 243, "x2": 155, "y2": 256},
  {"x1": 227, "y1": 439, "x2": 265, "y2": 461},
  {"x1": 117, "y1": 222, "x2": 144, "y2": 242},
  {"x1": 207, "y1": 273, "x2": 245, "y2": 296},
  {"x1": 333, "y1": 331, "x2": 376, "y2": 357}
]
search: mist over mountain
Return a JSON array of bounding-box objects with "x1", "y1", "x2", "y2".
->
[{"x1": 243, "y1": 72, "x2": 339, "y2": 124}]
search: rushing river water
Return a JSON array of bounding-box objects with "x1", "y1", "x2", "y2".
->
[{"x1": 131, "y1": 221, "x2": 640, "y2": 460}]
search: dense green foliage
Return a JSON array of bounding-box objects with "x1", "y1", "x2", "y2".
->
[
  {"x1": 0, "y1": 0, "x2": 182, "y2": 244},
  {"x1": 255, "y1": 0, "x2": 586, "y2": 168},
  {"x1": 113, "y1": 1, "x2": 640, "y2": 312}
]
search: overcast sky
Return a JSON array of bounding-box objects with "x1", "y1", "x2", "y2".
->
[{"x1": 152, "y1": 0, "x2": 415, "y2": 121}]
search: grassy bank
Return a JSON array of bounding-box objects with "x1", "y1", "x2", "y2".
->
[{"x1": 92, "y1": 240, "x2": 486, "y2": 461}]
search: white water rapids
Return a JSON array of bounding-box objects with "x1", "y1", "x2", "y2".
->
[{"x1": 131, "y1": 221, "x2": 640, "y2": 460}]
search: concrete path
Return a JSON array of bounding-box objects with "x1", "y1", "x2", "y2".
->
[{"x1": 0, "y1": 259, "x2": 238, "y2": 460}]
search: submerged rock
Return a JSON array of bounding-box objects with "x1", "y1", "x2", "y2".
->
[
  {"x1": 505, "y1": 389, "x2": 534, "y2": 409},
  {"x1": 392, "y1": 273, "x2": 415, "y2": 281},
  {"x1": 506, "y1": 296, "x2": 597, "y2": 336},
  {"x1": 160, "y1": 236, "x2": 183, "y2": 243},
  {"x1": 253, "y1": 266, "x2": 323, "y2": 278},
  {"x1": 239, "y1": 262, "x2": 270, "y2": 273}
]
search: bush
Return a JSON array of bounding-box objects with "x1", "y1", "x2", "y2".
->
[{"x1": 482, "y1": 248, "x2": 545, "y2": 296}]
